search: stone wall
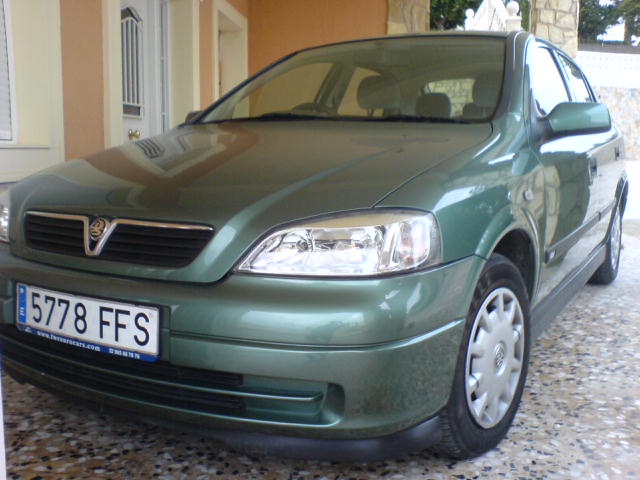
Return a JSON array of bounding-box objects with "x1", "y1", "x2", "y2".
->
[
  {"x1": 428, "y1": 79, "x2": 474, "y2": 116},
  {"x1": 596, "y1": 87, "x2": 640, "y2": 162},
  {"x1": 530, "y1": 0, "x2": 579, "y2": 57},
  {"x1": 577, "y1": 50, "x2": 640, "y2": 162}
]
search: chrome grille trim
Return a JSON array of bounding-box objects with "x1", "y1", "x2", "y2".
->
[{"x1": 24, "y1": 211, "x2": 214, "y2": 268}]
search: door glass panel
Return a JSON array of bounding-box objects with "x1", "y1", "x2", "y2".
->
[
  {"x1": 530, "y1": 47, "x2": 569, "y2": 115},
  {"x1": 558, "y1": 55, "x2": 594, "y2": 103}
]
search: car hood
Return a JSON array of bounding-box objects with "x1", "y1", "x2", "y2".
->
[{"x1": 11, "y1": 121, "x2": 491, "y2": 282}]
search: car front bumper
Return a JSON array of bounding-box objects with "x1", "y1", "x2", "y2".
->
[{"x1": 0, "y1": 242, "x2": 484, "y2": 456}]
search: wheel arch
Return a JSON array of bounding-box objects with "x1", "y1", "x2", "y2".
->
[
  {"x1": 474, "y1": 205, "x2": 540, "y2": 300},
  {"x1": 617, "y1": 175, "x2": 629, "y2": 217}
]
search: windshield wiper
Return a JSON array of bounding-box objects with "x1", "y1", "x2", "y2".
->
[
  {"x1": 260, "y1": 112, "x2": 328, "y2": 120},
  {"x1": 199, "y1": 113, "x2": 473, "y2": 124},
  {"x1": 197, "y1": 112, "x2": 330, "y2": 124},
  {"x1": 363, "y1": 114, "x2": 471, "y2": 124},
  {"x1": 239, "y1": 112, "x2": 332, "y2": 122}
]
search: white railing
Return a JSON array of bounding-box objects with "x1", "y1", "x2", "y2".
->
[
  {"x1": 576, "y1": 51, "x2": 640, "y2": 89},
  {"x1": 464, "y1": 0, "x2": 521, "y2": 32}
]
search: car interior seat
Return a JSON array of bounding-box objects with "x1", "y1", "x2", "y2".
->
[
  {"x1": 462, "y1": 71, "x2": 502, "y2": 119},
  {"x1": 357, "y1": 75, "x2": 400, "y2": 117},
  {"x1": 415, "y1": 92, "x2": 452, "y2": 118}
]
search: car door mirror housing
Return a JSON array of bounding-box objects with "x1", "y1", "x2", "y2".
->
[
  {"x1": 184, "y1": 110, "x2": 202, "y2": 123},
  {"x1": 547, "y1": 102, "x2": 611, "y2": 138}
]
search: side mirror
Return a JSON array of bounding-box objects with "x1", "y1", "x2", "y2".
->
[
  {"x1": 547, "y1": 102, "x2": 611, "y2": 137},
  {"x1": 184, "y1": 110, "x2": 202, "y2": 123}
]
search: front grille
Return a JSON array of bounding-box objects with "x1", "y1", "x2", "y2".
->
[
  {"x1": 25, "y1": 214, "x2": 84, "y2": 256},
  {"x1": 99, "y1": 223, "x2": 213, "y2": 267},
  {"x1": 24, "y1": 212, "x2": 214, "y2": 268}
]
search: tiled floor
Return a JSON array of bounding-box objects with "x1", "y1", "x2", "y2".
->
[{"x1": 3, "y1": 223, "x2": 640, "y2": 479}]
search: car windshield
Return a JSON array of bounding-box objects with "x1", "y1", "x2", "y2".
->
[{"x1": 199, "y1": 36, "x2": 506, "y2": 124}]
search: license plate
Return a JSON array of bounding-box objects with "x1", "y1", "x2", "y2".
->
[{"x1": 16, "y1": 283, "x2": 159, "y2": 362}]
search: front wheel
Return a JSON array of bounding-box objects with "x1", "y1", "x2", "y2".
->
[{"x1": 433, "y1": 254, "x2": 530, "y2": 459}]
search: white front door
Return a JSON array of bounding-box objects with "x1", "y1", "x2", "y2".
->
[{"x1": 121, "y1": 0, "x2": 168, "y2": 141}]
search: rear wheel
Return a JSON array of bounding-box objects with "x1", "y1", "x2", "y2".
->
[
  {"x1": 589, "y1": 206, "x2": 622, "y2": 285},
  {"x1": 433, "y1": 254, "x2": 530, "y2": 459}
]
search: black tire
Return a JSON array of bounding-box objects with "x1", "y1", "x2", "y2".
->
[
  {"x1": 589, "y1": 206, "x2": 622, "y2": 285},
  {"x1": 432, "y1": 254, "x2": 531, "y2": 459}
]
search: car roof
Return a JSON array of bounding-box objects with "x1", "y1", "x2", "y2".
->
[{"x1": 293, "y1": 31, "x2": 517, "y2": 55}]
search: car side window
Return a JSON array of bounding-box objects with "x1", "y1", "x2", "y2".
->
[
  {"x1": 530, "y1": 46, "x2": 570, "y2": 116},
  {"x1": 557, "y1": 55, "x2": 594, "y2": 103}
]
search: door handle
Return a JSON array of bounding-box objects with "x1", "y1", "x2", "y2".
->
[{"x1": 128, "y1": 129, "x2": 141, "y2": 140}]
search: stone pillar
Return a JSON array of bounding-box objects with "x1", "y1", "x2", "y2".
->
[
  {"x1": 530, "y1": 0, "x2": 580, "y2": 57},
  {"x1": 387, "y1": 0, "x2": 430, "y2": 34}
]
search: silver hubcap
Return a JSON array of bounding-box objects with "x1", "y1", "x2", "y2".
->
[
  {"x1": 465, "y1": 287, "x2": 525, "y2": 429},
  {"x1": 611, "y1": 208, "x2": 621, "y2": 269}
]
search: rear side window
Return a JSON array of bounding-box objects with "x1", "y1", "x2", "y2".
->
[
  {"x1": 558, "y1": 55, "x2": 594, "y2": 103},
  {"x1": 530, "y1": 46, "x2": 570, "y2": 115}
]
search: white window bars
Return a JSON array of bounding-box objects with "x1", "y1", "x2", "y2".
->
[{"x1": 121, "y1": 7, "x2": 144, "y2": 117}]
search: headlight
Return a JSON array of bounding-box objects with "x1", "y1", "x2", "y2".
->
[
  {"x1": 0, "y1": 189, "x2": 10, "y2": 243},
  {"x1": 237, "y1": 210, "x2": 441, "y2": 277}
]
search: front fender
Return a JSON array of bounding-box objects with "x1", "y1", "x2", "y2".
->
[
  {"x1": 474, "y1": 204, "x2": 540, "y2": 263},
  {"x1": 473, "y1": 203, "x2": 541, "y2": 302}
]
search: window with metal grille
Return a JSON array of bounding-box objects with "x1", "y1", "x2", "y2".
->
[
  {"x1": 0, "y1": 0, "x2": 15, "y2": 141},
  {"x1": 121, "y1": 7, "x2": 143, "y2": 117}
]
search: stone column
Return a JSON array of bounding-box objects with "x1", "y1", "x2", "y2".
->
[
  {"x1": 530, "y1": 0, "x2": 580, "y2": 57},
  {"x1": 387, "y1": 0, "x2": 430, "y2": 34}
]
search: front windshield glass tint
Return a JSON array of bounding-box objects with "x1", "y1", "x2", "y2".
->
[{"x1": 200, "y1": 36, "x2": 506, "y2": 123}]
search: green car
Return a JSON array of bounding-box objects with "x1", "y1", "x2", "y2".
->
[{"x1": 0, "y1": 31, "x2": 628, "y2": 460}]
